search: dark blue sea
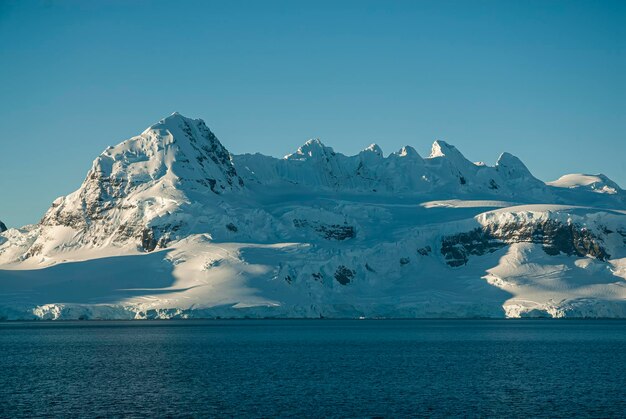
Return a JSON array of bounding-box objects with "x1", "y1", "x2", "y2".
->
[{"x1": 1, "y1": 320, "x2": 625, "y2": 418}]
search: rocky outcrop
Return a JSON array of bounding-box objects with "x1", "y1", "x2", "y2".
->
[
  {"x1": 141, "y1": 228, "x2": 158, "y2": 252},
  {"x1": 0, "y1": 221, "x2": 6, "y2": 233},
  {"x1": 417, "y1": 246, "x2": 432, "y2": 256},
  {"x1": 334, "y1": 265, "x2": 355, "y2": 285},
  {"x1": 293, "y1": 219, "x2": 356, "y2": 240},
  {"x1": 176, "y1": 116, "x2": 244, "y2": 192},
  {"x1": 441, "y1": 228, "x2": 507, "y2": 267},
  {"x1": 442, "y1": 219, "x2": 609, "y2": 267}
]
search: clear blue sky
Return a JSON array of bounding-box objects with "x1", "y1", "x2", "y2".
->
[{"x1": 1, "y1": 0, "x2": 624, "y2": 227}]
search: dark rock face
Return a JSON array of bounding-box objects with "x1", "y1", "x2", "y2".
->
[
  {"x1": 41, "y1": 169, "x2": 120, "y2": 231},
  {"x1": 141, "y1": 228, "x2": 158, "y2": 252},
  {"x1": 441, "y1": 228, "x2": 506, "y2": 267},
  {"x1": 138, "y1": 222, "x2": 182, "y2": 252},
  {"x1": 179, "y1": 118, "x2": 244, "y2": 192},
  {"x1": 39, "y1": 165, "x2": 146, "y2": 250},
  {"x1": 0, "y1": 221, "x2": 6, "y2": 232},
  {"x1": 293, "y1": 219, "x2": 356, "y2": 240},
  {"x1": 441, "y1": 219, "x2": 610, "y2": 267},
  {"x1": 334, "y1": 265, "x2": 355, "y2": 285},
  {"x1": 417, "y1": 246, "x2": 432, "y2": 256},
  {"x1": 23, "y1": 243, "x2": 43, "y2": 259},
  {"x1": 318, "y1": 224, "x2": 355, "y2": 240},
  {"x1": 226, "y1": 223, "x2": 238, "y2": 232},
  {"x1": 538, "y1": 222, "x2": 605, "y2": 258}
]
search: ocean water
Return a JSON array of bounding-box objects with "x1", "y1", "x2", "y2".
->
[{"x1": 0, "y1": 320, "x2": 625, "y2": 418}]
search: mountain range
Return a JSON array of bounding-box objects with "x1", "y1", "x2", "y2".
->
[{"x1": 1, "y1": 113, "x2": 625, "y2": 319}]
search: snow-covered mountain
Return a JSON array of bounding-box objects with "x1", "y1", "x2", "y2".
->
[{"x1": 1, "y1": 113, "x2": 625, "y2": 319}]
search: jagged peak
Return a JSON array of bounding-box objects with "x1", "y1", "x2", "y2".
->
[
  {"x1": 496, "y1": 152, "x2": 526, "y2": 169},
  {"x1": 391, "y1": 145, "x2": 421, "y2": 159},
  {"x1": 152, "y1": 115, "x2": 234, "y2": 164},
  {"x1": 163, "y1": 111, "x2": 185, "y2": 120},
  {"x1": 141, "y1": 112, "x2": 196, "y2": 133},
  {"x1": 160, "y1": 111, "x2": 196, "y2": 124},
  {"x1": 84, "y1": 112, "x2": 242, "y2": 197},
  {"x1": 303, "y1": 138, "x2": 329, "y2": 149},
  {"x1": 109, "y1": 113, "x2": 231, "y2": 164},
  {"x1": 428, "y1": 140, "x2": 465, "y2": 160},
  {"x1": 361, "y1": 143, "x2": 383, "y2": 156},
  {"x1": 150, "y1": 112, "x2": 214, "y2": 136},
  {"x1": 495, "y1": 152, "x2": 537, "y2": 182},
  {"x1": 285, "y1": 138, "x2": 336, "y2": 160}
]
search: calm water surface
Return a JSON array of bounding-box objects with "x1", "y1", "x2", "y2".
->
[{"x1": 0, "y1": 320, "x2": 625, "y2": 418}]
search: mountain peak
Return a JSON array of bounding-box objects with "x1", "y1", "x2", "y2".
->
[
  {"x1": 40, "y1": 113, "x2": 244, "y2": 248},
  {"x1": 547, "y1": 173, "x2": 622, "y2": 194},
  {"x1": 495, "y1": 152, "x2": 539, "y2": 184},
  {"x1": 429, "y1": 140, "x2": 464, "y2": 159},
  {"x1": 393, "y1": 145, "x2": 421, "y2": 158},
  {"x1": 136, "y1": 114, "x2": 242, "y2": 193},
  {"x1": 286, "y1": 139, "x2": 336, "y2": 160},
  {"x1": 496, "y1": 152, "x2": 526, "y2": 170},
  {"x1": 140, "y1": 112, "x2": 196, "y2": 134},
  {"x1": 361, "y1": 143, "x2": 383, "y2": 156},
  {"x1": 304, "y1": 138, "x2": 326, "y2": 148},
  {"x1": 165, "y1": 111, "x2": 184, "y2": 119},
  {"x1": 150, "y1": 112, "x2": 206, "y2": 133}
]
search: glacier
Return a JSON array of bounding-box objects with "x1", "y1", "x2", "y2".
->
[{"x1": 1, "y1": 112, "x2": 625, "y2": 320}]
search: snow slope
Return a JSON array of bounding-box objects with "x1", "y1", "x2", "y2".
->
[
  {"x1": 548, "y1": 173, "x2": 622, "y2": 195},
  {"x1": 1, "y1": 113, "x2": 625, "y2": 319}
]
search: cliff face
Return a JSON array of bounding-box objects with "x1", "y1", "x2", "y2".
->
[
  {"x1": 0, "y1": 113, "x2": 625, "y2": 320},
  {"x1": 442, "y1": 219, "x2": 610, "y2": 267}
]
